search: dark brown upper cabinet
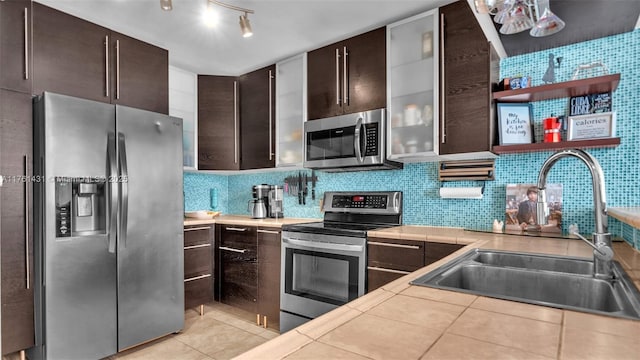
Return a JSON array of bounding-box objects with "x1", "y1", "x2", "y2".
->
[
  {"x1": 32, "y1": 3, "x2": 168, "y2": 114},
  {"x1": 108, "y1": 32, "x2": 168, "y2": 114},
  {"x1": 239, "y1": 65, "x2": 276, "y2": 170},
  {"x1": 307, "y1": 27, "x2": 386, "y2": 120},
  {"x1": 0, "y1": 0, "x2": 32, "y2": 94},
  {"x1": 198, "y1": 75, "x2": 240, "y2": 171},
  {"x1": 0, "y1": 89, "x2": 34, "y2": 356},
  {"x1": 438, "y1": 0, "x2": 498, "y2": 156}
]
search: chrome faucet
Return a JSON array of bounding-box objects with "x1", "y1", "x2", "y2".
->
[{"x1": 536, "y1": 149, "x2": 614, "y2": 279}]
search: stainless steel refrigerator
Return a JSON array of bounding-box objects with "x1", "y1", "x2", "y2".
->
[{"x1": 31, "y1": 92, "x2": 184, "y2": 359}]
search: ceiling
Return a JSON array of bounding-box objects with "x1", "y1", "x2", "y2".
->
[{"x1": 35, "y1": 0, "x2": 640, "y2": 76}]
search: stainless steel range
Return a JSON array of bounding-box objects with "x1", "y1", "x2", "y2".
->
[{"x1": 280, "y1": 191, "x2": 402, "y2": 332}]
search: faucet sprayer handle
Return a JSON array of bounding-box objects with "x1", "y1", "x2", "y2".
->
[{"x1": 570, "y1": 230, "x2": 614, "y2": 261}]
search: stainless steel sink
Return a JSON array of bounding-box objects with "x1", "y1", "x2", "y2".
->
[{"x1": 410, "y1": 249, "x2": 640, "y2": 320}]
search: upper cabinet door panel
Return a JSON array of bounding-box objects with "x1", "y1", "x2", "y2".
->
[
  {"x1": 32, "y1": 3, "x2": 110, "y2": 103},
  {"x1": 307, "y1": 41, "x2": 343, "y2": 120},
  {"x1": 343, "y1": 27, "x2": 386, "y2": 115},
  {"x1": 0, "y1": 0, "x2": 32, "y2": 93},
  {"x1": 239, "y1": 64, "x2": 276, "y2": 170},
  {"x1": 110, "y1": 32, "x2": 168, "y2": 114},
  {"x1": 198, "y1": 75, "x2": 240, "y2": 171},
  {"x1": 439, "y1": 0, "x2": 494, "y2": 155}
]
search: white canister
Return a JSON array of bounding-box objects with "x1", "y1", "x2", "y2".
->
[{"x1": 404, "y1": 105, "x2": 418, "y2": 126}]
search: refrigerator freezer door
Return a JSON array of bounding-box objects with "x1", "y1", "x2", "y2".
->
[
  {"x1": 39, "y1": 93, "x2": 118, "y2": 359},
  {"x1": 115, "y1": 105, "x2": 184, "y2": 350}
]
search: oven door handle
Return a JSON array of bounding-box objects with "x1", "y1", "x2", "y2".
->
[{"x1": 283, "y1": 237, "x2": 364, "y2": 253}]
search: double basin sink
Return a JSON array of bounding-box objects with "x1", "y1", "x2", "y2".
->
[{"x1": 410, "y1": 249, "x2": 640, "y2": 320}]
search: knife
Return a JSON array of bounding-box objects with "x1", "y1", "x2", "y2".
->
[
  {"x1": 298, "y1": 172, "x2": 303, "y2": 205},
  {"x1": 303, "y1": 173, "x2": 308, "y2": 205},
  {"x1": 311, "y1": 170, "x2": 316, "y2": 200}
]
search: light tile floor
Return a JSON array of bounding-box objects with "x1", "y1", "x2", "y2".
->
[{"x1": 4, "y1": 302, "x2": 278, "y2": 360}]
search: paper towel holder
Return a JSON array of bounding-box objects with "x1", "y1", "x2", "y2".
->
[{"x1": 438, "y1": 181, "x2": 485, "y2": 199}]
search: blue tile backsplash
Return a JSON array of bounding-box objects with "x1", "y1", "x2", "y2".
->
[{"x1": 185, "y1": 29, "x2": 640, "y2": 249}]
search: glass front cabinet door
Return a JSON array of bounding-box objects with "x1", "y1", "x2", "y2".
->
[
  {"x1": 276, "y1": 53, "x2": 306, "y2": 167},
  {"x1": 387, "y1": 9, "x2": 439, "y2": 162}
]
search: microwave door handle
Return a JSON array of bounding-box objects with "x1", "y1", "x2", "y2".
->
[{"x1": 354, "y1": 117, "x2": 364, "y2": 163}]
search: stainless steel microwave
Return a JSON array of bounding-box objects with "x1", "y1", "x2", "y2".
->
[{"x1": 303, "y1": 109, "x2": 402, "y2": 172}]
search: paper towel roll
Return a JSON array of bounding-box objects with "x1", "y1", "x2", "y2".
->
[{"x1": 439, "y1": 187, "x2": 483, "y2": 199}]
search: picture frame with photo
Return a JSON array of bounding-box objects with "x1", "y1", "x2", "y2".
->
[
  {"x1": 505, "y1": 184, "x2": 563, "y2": 233},
  {"x1": 497, "y1": 103, "x2": 534, "y2": 145}
]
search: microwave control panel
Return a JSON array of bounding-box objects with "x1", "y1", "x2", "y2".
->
[
  {"x1": 331, "y1": 194, "x2": 387, "y2": 209},
  {"x1": 363, "y1": 123, "x2": 378, "y2": 156}
]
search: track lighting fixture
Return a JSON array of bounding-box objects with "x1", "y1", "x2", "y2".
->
[
  {"x1": 239, "y1": 13, "x2": 253, "y2": 38},
  {"x1": 160, "y1": 0, "x2": 172, "y2": 11},
  {"x1": 159, "y1": 0, "x2": 255, "y2": 37}
]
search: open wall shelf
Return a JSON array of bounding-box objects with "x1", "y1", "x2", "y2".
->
[
  {"x1": 493, "y1": 137, "x2": 621, "y2": 154},
  {"x1": 493, "y1": 74, "x2": 620, "y2": 103}
]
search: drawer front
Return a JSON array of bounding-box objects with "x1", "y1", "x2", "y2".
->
[
  {"x1": 184, "y1": 246, "x2": 213, "y2": 279},
  {"x1": 184, "y1": 225, "x2": 213, "y2": 247},
  {"x1": 425, "y1": 242, "x2": 464, "y2": 265},
  {"x1": 220, "y1": 225, "x2": 257, "y2": 251},
  {"x1": 367, "y1": 266, "x2": 407, "y2": 292},
  {"x1": 367, "y1": 237, "x2": 425, "y2": 272},
  {"x1": 184, "y1": 276, "x2": 213, "y2": 309}
]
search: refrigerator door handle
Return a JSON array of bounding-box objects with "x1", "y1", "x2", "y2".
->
[
  {"x1": 107, "y1": 133, "x2": 117, "y2": 253},
  {"x1": 118, "y1": 132, "x2": 129, "y2": 249}
]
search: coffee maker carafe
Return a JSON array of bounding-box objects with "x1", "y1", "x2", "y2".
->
[
  {"x1": 250, "y1": 184, "x2": 270, "y2": 219},
  {"x1": 268, "y1": 185, "x2": 284, "y2": 218}
]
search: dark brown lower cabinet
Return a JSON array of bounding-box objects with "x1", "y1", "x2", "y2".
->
[
  {"x1": 218, "y1": 225, "x2": 258, "y2": 314},
  {"x1": 183, "y1": 225, "x2": 214, "y2": 312},
  {"x1": 216, "y1": 224, "x2": 282, "y2": 331},
  {"x1": 367, "y1": 237, "x2": 463, "y2": 292},
  {"x1": 425, "y1": 242, "x2": 464, "y2": 265},
  {"x1": 257, "y1": 227, "x2": 281, "y2": 331},
  {"x1": 367, "y1": 237, "x2": 425, "y2": 292},
  {"x1": 0, "y1": 89, "x2": 34, "y2": 356}
]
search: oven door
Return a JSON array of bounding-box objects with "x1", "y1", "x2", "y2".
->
[{"x1": 280, "y1": 231, "x2": 366, "y2": 319}]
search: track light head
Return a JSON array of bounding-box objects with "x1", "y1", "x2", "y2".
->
[
  {"x1": 160, "y1": 0, "x2": 172, "y2": 11},
  {"x1": 239, "y1": 13, "x2": 253, "y2": 38}
]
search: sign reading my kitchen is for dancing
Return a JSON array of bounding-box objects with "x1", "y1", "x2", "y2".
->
[{"x1": 497, "y1": 103, "x2": 533, "y2": 145}]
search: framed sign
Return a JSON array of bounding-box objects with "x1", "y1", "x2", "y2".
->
[
  {"x1": 567, "y1": 112, "x2": 616, "y2": 140},
  {"x1": 497, "y1": 103, "x2": 534, "y2": 145}
]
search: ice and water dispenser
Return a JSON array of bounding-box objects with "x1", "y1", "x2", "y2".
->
[{"x1": 55, "y1": 177, "x2": 106, "y2": 237}]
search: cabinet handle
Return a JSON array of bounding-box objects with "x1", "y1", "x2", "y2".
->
[
  {"x1": 367, "y1": 266, "x2": 411, "y2": 275},
  {"x1": 440, "y1": 13, "x2": 446, "y2": 144},
  {"x1": 268, "y1": 70, "x2": 274, "y2": 161},
  {"x1": 184, "y1": 274, "x2": 211, "y2": 282},
  {"x1": 24, "y1": 155, "x2": 30, "y2": 289},
  {"x1": 24, "y1": 8, "x2": 29, "y2": 80},
  {"x1": 225, "y1": 226, "x2": 247, "y2": 232},
  {"x1": 368, "y1": 241, "x2": 421, "y2": 250},
  {"x1": 219, "y1": 246, "x2": 247, "y2": 254},
  {"x1": 105, "y1": 35, "x2": 109, "y2": 97},
  {"x1": 343, "y1": 46, "x2": 348, "y2": 105},
  {"x1": 115, "y1": 39, "x2": 120, "y2": 99},
  {"x1": 234, "y1": 80, "x2": 238, "y2": 164},
  {"x1": 184, "y1": 226, "x2": 212, "y2": 232},
  {"x1": 183, "y1": 243, "x2": 211, "y2": 250},
  {"x1": 257, "y1": 229, "x2": 280, "y2": 235},
  {"x1": 335, "y1": 48, "x2": 341, "y2": 105}
]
